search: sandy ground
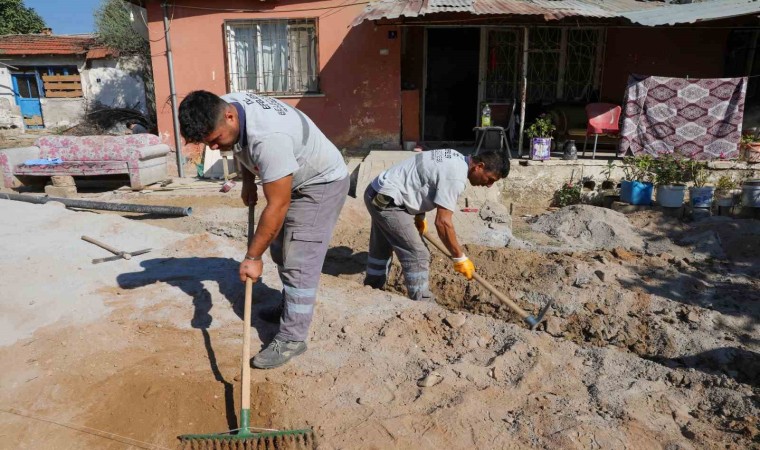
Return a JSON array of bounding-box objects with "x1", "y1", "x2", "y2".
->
[{"x1": 0, "y1": 187, "x2": 758, "y2": 450}]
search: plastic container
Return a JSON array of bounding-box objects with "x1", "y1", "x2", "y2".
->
[
  {"x1": 656, "y1": 185, "x2": 687, "y2": 208},
  {"x1": 531, "y1": 137, "x2": 552, "y2": 161},
  {"x1": 689, "y1": 186, "x2": 714, "y2": 208},
  {"x1": 620, "y1": 180, "x2": 653, "y2": 205},
  {"x1": 742, "y1": 179, "x2": 760, "y2": 208},
  {"x1": 481, "y1": 104, "x2": 491, "y2": 127}
]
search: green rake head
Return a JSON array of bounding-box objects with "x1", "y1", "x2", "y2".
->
[{"x1": 179, "y1": 428, "x2": 315, "y2": 450}]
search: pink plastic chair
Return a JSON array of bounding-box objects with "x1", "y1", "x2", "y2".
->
[{"x1": 583, "y1": 103, "x2": 622, "y2": 159}]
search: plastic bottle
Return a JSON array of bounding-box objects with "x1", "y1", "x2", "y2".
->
[{"x1": 481, "y1": 104, "x2": 491, "y2": 127}]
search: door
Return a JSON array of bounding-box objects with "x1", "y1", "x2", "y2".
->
[
  {"x1": 11, "y1": 73, "x2": 44, "y2": 128},
  {"x1": 424, "y1": 28, "x2": 480, "y2": 141}
]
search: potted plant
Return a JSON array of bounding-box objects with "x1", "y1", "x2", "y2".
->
[
  {"x1": 740, "y1": 133, "x2": 760, "y2": 163},
  {"x1": 552, "y1": 181, "x2": 582, "y2": 207},
  {"x1": 600, "y1": 160, "x2": 617, "y2": 190},
  {"x1": 620, "y1": 155, "x2": 654, "y2": 205},
  {"x1": 524, "y1": 115, "x2": 556, "y2": 161},
  {"x1": 742, "y1": 177, "x2": 760, "y2": 208},
  {"x1": 715, "y1": 175, "x2": 740, "y2": 210},
  {"x1": 652, "y1": 154, "x2": 688, "y2": 208},
  {"x1": 687, "y1": 160, "x2": 713, "y2": 209}
]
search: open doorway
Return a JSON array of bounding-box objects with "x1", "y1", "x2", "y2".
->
[{"x1": 424, "y1": 28, "x2": 480, "y2": 142}]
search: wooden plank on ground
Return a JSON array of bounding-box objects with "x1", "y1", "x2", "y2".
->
[
  {"x1": 46, "y1": 90, "x2": 83, "y2": 98},
  {"x1": 41, "y1": 74, "x2": 80, "y2": 82}
]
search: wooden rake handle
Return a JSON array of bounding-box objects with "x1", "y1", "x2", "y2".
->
[{"x1": 241, "y1": 278, "x2": 253, "y2": 412}]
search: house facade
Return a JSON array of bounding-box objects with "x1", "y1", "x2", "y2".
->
[
  {"x1": 133, "y1": 0, "x2": 760, "y2": 160},
  {"x1": 0, "y1": 32, "x2": 149, "y2": 130}
]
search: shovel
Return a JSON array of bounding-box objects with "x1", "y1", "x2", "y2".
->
[{"x1": 422, "y1": 233, "x2": 553, "y2": 330}]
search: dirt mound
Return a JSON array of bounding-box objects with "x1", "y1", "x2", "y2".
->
[
  {"x1": 3, "y1": 189, "x2": 759, "y2": 450},
  {"x1": 530, "y1": 205, "x2": 644, "y2": 251}
]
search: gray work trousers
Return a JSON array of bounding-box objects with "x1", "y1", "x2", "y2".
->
[
  {"x1": 363, "y1": 185, "x2": 433, "y2": 301},
  {"x1": 270, "y1": 176, "x2": 349, "y2": 341}
]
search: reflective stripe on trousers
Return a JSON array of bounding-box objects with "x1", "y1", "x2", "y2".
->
[
  {"x1": 363, "y1": 185, "x2": 434, "y2": 302},
  {"x1": 270, "y1": 176, "x2": 349, "y2": 341}
]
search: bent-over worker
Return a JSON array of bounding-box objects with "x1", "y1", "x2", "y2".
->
[
  {"x1": 363, "y1": 149, "x2": 509, "y2": 300},
  {"x1": 179, "y1": 90, "x2": 349, "y2": 369}
]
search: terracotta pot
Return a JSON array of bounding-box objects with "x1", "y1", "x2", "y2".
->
[{"x1": 744, "y1": 142, "x2": 760, "y2": 163}]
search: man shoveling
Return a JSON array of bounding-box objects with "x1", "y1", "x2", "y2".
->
[
  {"x1": 179, "y1": 90, "x2": 349, "y2": 369},
  {"x1": 363, "y1": 149, "x2": 509, "y2": 300}
]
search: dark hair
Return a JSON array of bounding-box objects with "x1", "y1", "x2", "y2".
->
[
  {"x1": 472, "y1": 151, "x2": 510, "y2": 178},
  {"x1": 178, "y1": 90, "x2": 229, "y2": 143}
]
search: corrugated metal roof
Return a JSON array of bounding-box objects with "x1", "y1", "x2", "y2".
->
[
  {"x1": 474, "y1": 0, "x2": 617, "y2": 18},
  {"x1": 623, "y1": 0, "x2": 760, "y2": 26},
  {"x1": 353, "y1": 0, "x2": 759, "y2": 25},
  {"x1": 429, "y1": 0, "x2": 474, "y2": 13}
]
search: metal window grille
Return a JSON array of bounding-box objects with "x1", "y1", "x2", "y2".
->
[
  {"x1": 485, "y1": 29, "x2": 519, "y2": 103},
  {"x1": 527, "y1": 28, "x2": 561, "y2": 103},
  {"x1": 564, "y1": 29, "x2": 604, "y2": 102},
  {"x1": 484, "y1": 27, "x2": 603, "y2": 104},
  {"x1": 225, "y1": 19, "x2": 319, "y2": 95}
]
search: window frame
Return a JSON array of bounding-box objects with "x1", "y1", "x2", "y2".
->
[{"x1": 224, "y1": 18, "x2": 321, "y2": 97}]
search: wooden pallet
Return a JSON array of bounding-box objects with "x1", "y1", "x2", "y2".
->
[{"x1": 42, "y1": 74, "x2": 83, "y2": 98}]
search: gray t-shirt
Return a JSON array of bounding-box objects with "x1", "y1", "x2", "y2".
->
[
  {"x1": 371, "y1": 149, "x2": 468, "y2": 215},
  {"x1": 222, "y1": 92, "x2": 348, "y2": 189}
]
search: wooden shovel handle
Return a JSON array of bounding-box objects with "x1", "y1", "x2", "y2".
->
[
  {"x1": 422, "y1": 233, "x2": 530, "y2": 320},
  {"x1": 81, "y1": 235, "x2": 122, "y2": 256}
]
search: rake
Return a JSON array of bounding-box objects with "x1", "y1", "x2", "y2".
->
[{"x1": 179, "y1": 204, "x2": 316, "y2": 449}]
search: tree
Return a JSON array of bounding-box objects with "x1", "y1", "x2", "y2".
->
[
  {"x1": 94, "y1": 0, "x2": 150, "y2": 60},
  {"x1": 0, "y1": 0, "x2": 46, "y2": 35},
  {"x1": 94, "y1": 0, "x2": 156, "y2": 124}
]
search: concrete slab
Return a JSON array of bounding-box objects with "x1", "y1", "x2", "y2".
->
[{"x1": 355, "y1": 150, "x2": 412, "y2": 194}]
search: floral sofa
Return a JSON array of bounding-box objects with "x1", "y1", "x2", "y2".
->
[{"x1": 0, "y1": 135, "x2": 170, "y2": 190}]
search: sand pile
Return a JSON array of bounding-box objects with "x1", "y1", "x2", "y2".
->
[{"x1": 530, "y1": 205, "x2": 644, "y2": 251}]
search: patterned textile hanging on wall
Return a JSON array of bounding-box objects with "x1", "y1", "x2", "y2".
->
[{"x1": 619, "y1": 75, "x2": 747, "y2": 160}]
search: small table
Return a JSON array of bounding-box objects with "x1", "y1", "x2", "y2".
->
[{"x1": 473, "y1": 126, "x2": 512, "y2": 159}]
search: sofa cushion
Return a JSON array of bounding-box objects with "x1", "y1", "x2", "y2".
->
[{"x1": 35, "y1": 135, "x2": 162, "y2": 161}]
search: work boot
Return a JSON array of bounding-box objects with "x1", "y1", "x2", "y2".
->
[
  {"x1": 252, "y1": 338, "x2": 307, "y2": 369},
  {"x1": 363, "y1": 275, "x2": 386, "y2": 290},
  {"x1": 258, "y1": 303, "x2": 283, "y2": 324}
]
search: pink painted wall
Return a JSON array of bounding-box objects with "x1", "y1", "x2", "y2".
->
[
  {"x1": 601, "y1": 27, "x2": 730, "y2": 103},
  {"x1": 145, "y1": 0, "x2": 401, "y2": 158}
]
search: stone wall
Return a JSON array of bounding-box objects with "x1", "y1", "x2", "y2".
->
[{"x1": 502, "y1": 159, "x2": 760, "y2": 206}]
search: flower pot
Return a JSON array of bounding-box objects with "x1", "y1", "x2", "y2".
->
[
  {"x1": 742, "y1": 179, "x2": 760, "y2": 208},
  {"x1": 689, "y1": 186, "x2": 714, "y2": 208},
  {"x1": 531, "y1": 137, "x2": 552, "y2": 161},
  {"x1": 656, "y1": 185, "x2": 687, "y2": 208},
  {"x1": 620, "y1": 180, "x2": 653, "y2": 205},
  {"x1": 744, "y1": 142, "x2": 760, "y2": 163}
]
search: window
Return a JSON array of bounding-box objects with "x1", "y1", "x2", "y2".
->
[
  {"x1": 484, "y1": 27, "x2": 604, "y2": 104},
  {"x1": 485, "y1": 29, "x2": 520, "y2": 103},
  {"x1": 12, "y1": 66, "x2": 82, "y2": 98},
  {"x1": 225, "y1": 19, "x2": 319, "y2": 95}
]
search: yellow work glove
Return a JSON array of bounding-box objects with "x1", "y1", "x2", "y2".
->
[
  {"x1": 414, "y1": 215, "x2": 428, "y2": 234},
  {"x1": 453, "y1": 255, "x2": 475, "y2": 280}
]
